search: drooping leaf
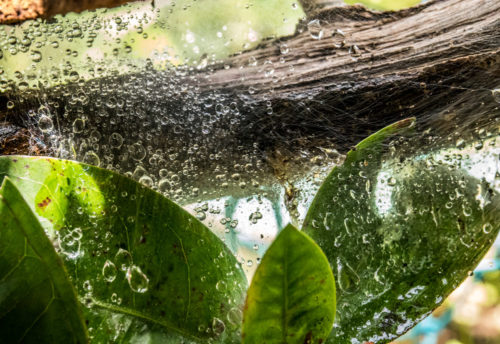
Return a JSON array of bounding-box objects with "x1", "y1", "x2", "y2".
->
[
  {"x1": 302, "y1": 118, "x2": 500, "y2": 343},
  {"x1": 0, "y1": 177, "x2": 88, "y2": 344},
  {"x1": 242, "y1": 224, "x2": 336, "y2": 344},
  {"x1": 0, "y1": 156, "x2": 247, "y2": 343}
]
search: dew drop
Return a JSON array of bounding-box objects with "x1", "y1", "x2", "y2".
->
[
  {"x1": 109, "y1": 132, "x2": 124, "y2": 148},
  {"x1": 72, "y1": 118, "x2": 85, "y2": 133},
  {"x1": 227, "y1": 307, "x2": 243, "y2": 326},
  {"x1": 280, "y1": 43, "x2": 289, "y2": 55},
  {"x1": 129, "y1": 142, "x2": 147, "y2": 161},
  {"x1": 102, "y1": 260, "x2": 117, "y2": 283},
  {"x1": 158, "y1": 178, "x2": 171, "y2": 192},
  {"x1": 212, "y1": 317, "x2": 225, "y2": 336},
  {"x1": 492, "y1": 88, "x2": 500, "y2": 103},
  {"x1": 139, "y1": 175, "x2": 153, "y2": 187},
  {"x1": 115, "y1": 248, "x2": 132, "y2": 271},
  {"x1": 483, "y1": 222, "x2": 492, "y2": 234},
  {"x1": 83, "y1": 151, "x2": 100, "y2": 167},
  {"x1": 30, "y1": 50, "x2": 42, "y2": 63},
  {"x1": 126, "y1": 265, "x2": 149, "y2": 293},
  {"x1": 38, "y1": 115, "x2": 54, "y2": 132},
  {"x1": 249, "y1": 210, "x2": 263, "y2": 224},
  {"x1": 307, "y1": 20, "x2": 323, "y2": 40},
  {"x1": 337, "y1": 257, "x2": 360, "y2": 293}
]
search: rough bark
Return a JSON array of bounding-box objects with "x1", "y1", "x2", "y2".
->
[{"x1": 0, "y1": 0, "x2": 138, "y2": 24}]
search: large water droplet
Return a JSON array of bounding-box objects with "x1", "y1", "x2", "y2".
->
[
  {"x1": 72, "y1": 118, "x2": 85, "y2": 133},
  {"x1": 30, "y1": 50, "x2": 42, "y2": 63},
  {"x1": 212, "y1": 317, "x2": 225, "y2": 336},
  {"x1": 126, "y1": 265, "x2": 149, "y2": 293},
  {"x1": 226, "y1": 307, "x2": 243, "y2": 326},
  {"x1": 115, "y1": 248, "x2": 132, "y2": 271},
  {"x1": 102, "y1": 260, "x2": 117, "y2": 283},
  {"x1": 38, "y1": 115, "x2": 54, "y2": 132},
  {"x1": 83, "y1": 151, "x2": 100, "y2": 167},
  {"x1": 307, "y1": 20, "x2": 323, "y2": 40},
  {"x1": 337, "y1": 257, "x2": 360, "y2": 293},
  {"x1": 129, "y1": 142, "x2": 147, "y2": 161}
]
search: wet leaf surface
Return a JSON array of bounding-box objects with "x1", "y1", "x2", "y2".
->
[
  {"x1": 0, "y1": 177, "x2": 88, "y2": 343},
  {"x1": 242, "y1": 224, "x2": 336, "y2": 344},
  {"x1": 0, "y1": 156, "x2": 247, "y2": 343},
  {"x1": 303, "y1": 118, "x2": 500, "y2": 343}
]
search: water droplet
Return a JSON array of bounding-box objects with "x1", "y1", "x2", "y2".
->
[
  {"x1": 212, "y1": 317, "x2": 225, "y2": 336},
  {"x1": 38, "y1": 115, "x2": 53, "y2": 132},
  {"x1": 126, "y1": 265, "x2": 149, "y2": 293},
  {"x1": 158, "y1": 178, "x2": 171, "y2": 192},
  {"x1": 129, "y1": 142, "x2": 147, "y2": 161},
  {"x1": 195, "y1": 211, "x2": 206, "y2": 221},
  {"x1": 227, "y1": 307, "x2": 243, "y2": 326},
  {"x1": 249, "y1": 210, "x2": 262, "y2": 224},
  {"x1": 102, "y1": 260, "x2": 117, "y2": 283},
  {"x1": 139, "y1": 175, "x2": 153, "y2": 187},
  {"x1": 30, "y1": 50, "x2": 42, "y2": 63},
  {"x1": 72, "y1": 118, "x2": 85, "y2": 133},
  {"x1": 337, "y1": 257, "x2": 360, "y2": 293},
  {"x1": 307, "y1": 20, "x2": 323, "y2": 40},
  {"x1": 69, "y1": 71, "x2": 80, "y2": 82},
  {"x1": 492, "y1": 88, "x2": 500, "y2": 103},
  {"x1": 109, "y1": 132, "x2": 124, "y2": 148},
  {"x1": 115, "y1": 248, "x2": 132, "y2": 271},
  {"x1": 483, "y1": 222, "x2": 492, "y2": 234},
  {"x1": 83, "y1": 151, "x2": 100, "y2": 167},
  {"x1": 83, "y1": 280, "x2": 92, "y2": 291},
  {"x1": 280, "y1": 43, "x2": 289, "y2": 55}
]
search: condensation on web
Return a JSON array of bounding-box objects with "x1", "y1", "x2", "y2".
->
[{"x1": 1, "y1": 0, "x2": 499, "y2": 300}]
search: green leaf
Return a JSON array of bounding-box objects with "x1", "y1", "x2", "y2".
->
[
  {"x1": 303, "y1": 118, "x2": 500, "y2": 342},
  {"x1": 242, "y1": 224, "x2": 336, "y2": 344},
  {"x1": 0, "y1": 156, "x2": 247, "y2": 343},
  {"x1": 0, "y1": 177, "x2": 88, "y2": 344}
]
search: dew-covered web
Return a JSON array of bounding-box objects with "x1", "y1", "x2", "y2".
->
[{"x1": 1, "y1": 0, "x2": 500, "y2": 342}]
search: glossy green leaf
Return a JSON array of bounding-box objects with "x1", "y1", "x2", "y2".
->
[
  {"x1": 0, "y1": 156, "x2": 247, "y2": 343},
  {"x1": 303, "y1": 118, "x2": 500, "y2": 343},
  {"x1": 242, "y1": 224, "x2": 336, "y2": 344},
  {"x1": 0, "y1": 177, "x2": 88, "y2": 344}
]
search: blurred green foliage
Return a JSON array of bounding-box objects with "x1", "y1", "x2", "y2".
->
[{"x1": 344, "y1": 0, "x2": 421, "y2": 11}]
